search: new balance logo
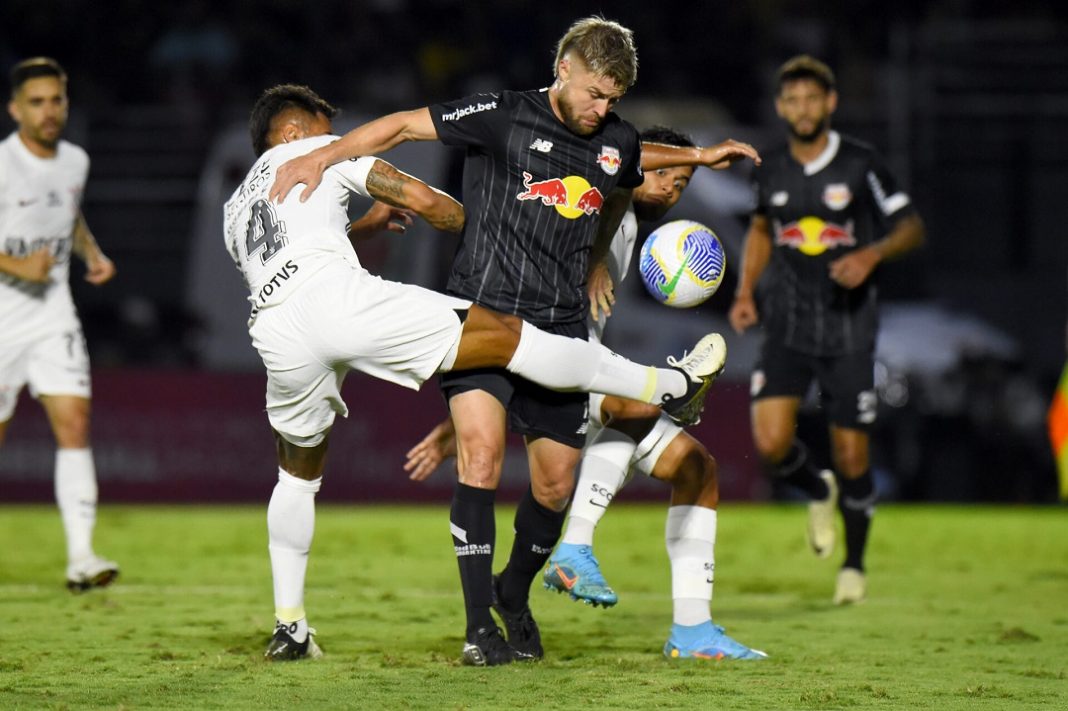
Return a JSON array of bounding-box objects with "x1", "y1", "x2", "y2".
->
[
  {"x1": 454, "y1": 543, "x2": 492, "y2": 557},
  {"x1": 529, "y1": 138, "x2": 553, "y2": 153}
]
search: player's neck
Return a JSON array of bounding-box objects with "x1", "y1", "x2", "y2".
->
[
  {"x1": 788, "y1": 131, "x2": 829, "y2": 166},
  {"x1": 17, "y1": 131, "x2": 58, "y2": 159}
]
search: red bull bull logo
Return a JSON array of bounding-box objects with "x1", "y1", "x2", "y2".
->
[
  {"x1": 596, "y1": 145, "x2": 621, "y2": 175},
  {"x1": 775, "y1": 216, "x2": 856, "y2": 256},
  {"x1": 516, "y1": 171, "x2": 603, "y2": 219}
]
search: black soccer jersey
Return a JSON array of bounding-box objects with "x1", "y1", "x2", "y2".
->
[
  {"x1": 430, "y1": 89, "x2": 643, "y2": 325},
  {"x1": 752, "y1": 131, "x2": 916, "y2": 356}
]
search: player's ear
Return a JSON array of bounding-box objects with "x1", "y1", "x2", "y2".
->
[
  {"x1": 556, "y1": 56, "x2": 571, "y2": 84},
  {"x1": 826, "y1": 89, "x2": 838, "y2": 114}
]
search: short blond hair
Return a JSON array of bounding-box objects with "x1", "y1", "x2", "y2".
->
[
  {"x1": 553, "y1": 16, "x2": 638, "y2": 89},
  {"x1": 777, "y1": 55, "x2": 836, "y2": 93}
]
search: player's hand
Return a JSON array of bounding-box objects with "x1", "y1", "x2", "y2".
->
[
  {"x1": 404, "y1": 418, "x2": 457, "y2": 481},
  {"x1": 728, "y1": 292, "x2": 759, "y2": 334},
  {"x1": 269, "y1": 151, "x2": 328, "y2": 204},
  {"x1": 349, "y1": 202, "x2": 416, "y2": 241},
  {"x1": 12, "y1": 248, "x2": 54, "y2": 283},
  {"x1": 84, "y1": 253, "x2": 116, "y2": 285},
  {"x1": 588, "y1": 261, "x2": 615, "y2": 321},
  {"x1": 700, "y1": 139, "x2": 761, "y2": 169},
  {"x1": 829, "y1": 248, "x2": 879, "y2": 289}
]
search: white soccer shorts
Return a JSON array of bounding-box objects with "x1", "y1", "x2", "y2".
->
[
  {"x1": 250, "y1": 263, "x2": 470, "y2": 447},
  {"x1": 0, "y1": 327, "x2": 91, "y2": 421}
]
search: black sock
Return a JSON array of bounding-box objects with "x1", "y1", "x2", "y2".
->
[
  {"x1": 774, "y1": 441, "x2": 830, "y2": 499},
  {"x1": 451, "y1": 482, "x2": 497, "y2": 637},
  {"x1": 838, "y1": 471, "x2": 875, "y2": 571},
  {"x1": 498, "y1": 486, "x2": 566, "y2": 610}
]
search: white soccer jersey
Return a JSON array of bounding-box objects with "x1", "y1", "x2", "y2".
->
[
  {"x1": 589, "y1": 204, "x2": 638, "y2": 343},
  {"x1": 0, "y1": 132, "x2": 87, "y2": 345},
  {"x1": 223, "y1": 135, "x2": 375, "y2": 321}
]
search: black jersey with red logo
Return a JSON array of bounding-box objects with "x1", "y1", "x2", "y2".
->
[
  {"x1": 430, "y1": 89, "x2": 643, "y2": 325},
  {"x1": 752, "y1": 131, "x2": 916, "y2": 355}
]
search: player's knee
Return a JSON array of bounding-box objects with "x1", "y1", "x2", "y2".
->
[
  {"x1": 457, "y1": 443, "x2": 503, "y2": 488},
  {"x1": 752, "y1": 428, "x2": 792, "y2": 465},
  {"x1": 833, "y1": 450, "x2": 868, "y2": 479},
  {"x1": 669, "y1": 442, "x2": 718, "y2": 504},
  {"x1": 53, "y1": 414, "x2": 90, "y2": 448},
  {"x1": 531, "y1": 478, "x2": 572, "y2": 512}
]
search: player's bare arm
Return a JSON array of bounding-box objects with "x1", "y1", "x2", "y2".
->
[
  {"x1": 404, "y1": 416, "x2": 457, "y2": 481},
  {"x1": 641, "y1": 139, "x2": 761, "y2": 172},
  {"x1": 364, "y1": 158, "x2": 465, "y2": 234},
  {"x1": 728, "y1": 214, "x2": 773, "y2": 334},
  {"x1": 347, "y1": 202, "x2": 416, "y2": 244},
  {"x1": 71, "y1": 211, "x2": 115, "y2": 285},
  {"x1": 0, "y1": 248, "x2": 54, "y2": 283},
  {"x1": 270, "y1": 108, "x2": 439, "y2": 204},
  {"x1": 828, "y1": 212, "x2": 925, "y2": 289},
  {"x1": 588, "y1": 187, "x2": 634, "y2": 320}
]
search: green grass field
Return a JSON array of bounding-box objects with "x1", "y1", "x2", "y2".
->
[{"x1": 2, "y1": 503, "x2": 1066, "y2": 710}]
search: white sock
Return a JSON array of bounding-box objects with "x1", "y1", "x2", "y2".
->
[
  {"x1": 268, "y1": 468, "x2": 321, "y2": 637},
  {"x1": 561, "y1": 428, "x2": 637, "y2": 546},
  {"x1": 665, "y1": 505, "x2": 717, "y2": 627},
  {"x1": 54, "y1": 448, "x2": 98, "y2": 564},
  {"x1": 506, "y1": 321, "x2": 687, "y2": 403}
]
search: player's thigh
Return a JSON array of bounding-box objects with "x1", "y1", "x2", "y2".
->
[
  {"x1": 750, "y1": 341, "x2": 811, "y2": 458},
  {"x1": 324, "y1": 273, "x2": 469, "y2": 388},
  {"x1": 816, "y1": 350, "x2": 877, "y2": 431},
  {"x1": 525, "y1": 436, "x2": 582, "y2": 511},
  {"x1": 0, "y1": 338, "x2": 32, "y2": 425},
  {"x1": 448, "y1": 383, "x2": 510, "y2": 487}
]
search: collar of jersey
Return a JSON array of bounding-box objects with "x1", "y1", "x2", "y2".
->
[{"x1": 803, "y1": 130, "x2": 840, "y2": 176}]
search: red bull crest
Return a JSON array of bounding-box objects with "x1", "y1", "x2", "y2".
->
[
  {"x1": 516, "y1": 171, "x2": 603, "y2": 219},
  {"x1": 775, "y1": 216, "x2": 856, "y2": 256},
  {"x1": 596, "y1": 146, "x2": 621, "y2": 175}
]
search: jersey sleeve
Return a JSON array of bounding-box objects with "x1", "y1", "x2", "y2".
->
[
  {"x1": 429, "y1": 92, "x2": 506, "y2": 149},
  {"x1": 616, "y1": 123, "x2": 644, "y2": 190},
  {"x1": 863, "y1": 150, "x2": 915, "y2": 225},
  {"x1": 330, "y1": 156, "x2": 378, "y2": 199}
]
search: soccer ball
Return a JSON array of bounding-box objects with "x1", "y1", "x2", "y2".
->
[{"x1": 638, "y1": 220, "x2": 726, "y2": 308}]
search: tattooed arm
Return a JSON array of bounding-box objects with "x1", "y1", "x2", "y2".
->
[{"x1": 362, "y1": 158, "x2": 465, "y2": 233}]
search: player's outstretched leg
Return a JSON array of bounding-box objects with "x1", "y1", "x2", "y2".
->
[
  {"x1": 663, "y1": 621, "x2": 767, "y2": 661},
  {"x1": 543, "y1": 543, "x2": 617, "y2": 607}
]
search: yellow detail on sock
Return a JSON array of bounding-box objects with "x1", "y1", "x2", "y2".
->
[
  {"x1": 640, "y1": 367, "x2": 658, "y2": 403},
  {"x1": 275, "y1": 607, "x2": 306, "y2": 623}
]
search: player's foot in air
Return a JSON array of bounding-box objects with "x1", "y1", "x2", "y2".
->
[
  {"x1": 542, "y1": 543, "x2": 618, "y2": 607},
  {"x1": 663, "y1": 621, "x2": 768, "y2": 660},
  {"x1": 491, "y1": 575, "x2": 543, "y2": 660},
  {"x1": 808, "y1": 470, "x2": 838, "y2": 558},
  {"x1": 661, "y1": 333, "x2": 727, "y2": 426},
  {"x1": 65, "y1": 555, "x2": 120, "y2": 592},
  {"x1": 462, "y1": 625, "x2": 520, "y2": 666},
  {"x1": 833, "y1": 567, "x2": 867, "y2": 605},
  {"x1": 264, "y1": 621, "x2": 323, "y2": 661}
]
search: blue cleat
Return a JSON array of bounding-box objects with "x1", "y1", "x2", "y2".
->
[
  {"x1": 542, "y1": 543, "x2": 618, "y2": 607},
  {"x1": 663, "y1": 621, "x2": 767, "y2": 661}
]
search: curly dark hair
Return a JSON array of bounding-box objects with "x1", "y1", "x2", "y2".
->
[
  {"x1": 639, "y1": 125, "x2": 695, "y2": 149},
  {"x1": 249, "y1": 84, "x2": 339, "y2": 156}
]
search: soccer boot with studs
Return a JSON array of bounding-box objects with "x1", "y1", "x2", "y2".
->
[{"x1": 542, "y1": 543, "x2": 618, "y2": 607}]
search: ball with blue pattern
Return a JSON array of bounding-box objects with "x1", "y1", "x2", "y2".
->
[{"x1": 638, "y1": 220, "x2": 726, "y2": 308}]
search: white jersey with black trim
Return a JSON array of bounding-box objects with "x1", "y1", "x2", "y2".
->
[
  {"x1": 588, "y1": 204, "x2": 638, "y2": 343},
  {"x1": 223, "y1": 135, "x2": 376, "y2": 323},
  {"x1": 0, "y1": 132, "x2": 88, "y2": 345}
]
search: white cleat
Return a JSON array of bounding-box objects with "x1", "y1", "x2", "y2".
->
[
  {"x1": 662, "y1": 333, "x2": 727, "y2": 426},
  {"x1": 66, "y1": 555, "x2": 120, "y2": 592},
  {"x1": 834, "y1": 567, "x2": 867, "y2": 605},
  {"x1": 807, "y1": 470, "x2": 838, "y2": 558}
]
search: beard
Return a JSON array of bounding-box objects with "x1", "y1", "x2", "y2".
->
[
  {"x1": 557, "y1": 93, "x2": 600, "y2": 136},
  {"x1": 788, "y1": 115, "x2": 828, "y2": 143}
]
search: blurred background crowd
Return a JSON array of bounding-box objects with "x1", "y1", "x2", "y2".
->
[{"x1": 1, "y1": 0, "x2": 1066, "y2": 502}]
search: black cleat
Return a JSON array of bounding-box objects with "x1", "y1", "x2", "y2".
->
[
  {"x1": 264, "y1": 621, "x2": 323, "y2": 661},
  {"x1": 462, "y1": 625, "x2": 519, "y2": 666},
  {"x1": 492, "y1": 575, "x2": 543, "y2": 661}
]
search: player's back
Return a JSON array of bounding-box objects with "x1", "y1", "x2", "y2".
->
[{"x1": 223, "y1": 136, "x2": 375, "y2": 317}]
